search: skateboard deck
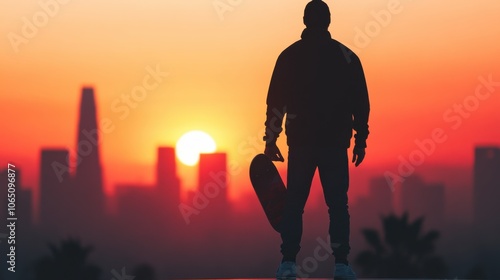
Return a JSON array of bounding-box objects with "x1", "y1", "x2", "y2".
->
[{"x1": 249, "y1": 153, "x2": 286, "y2": 233}]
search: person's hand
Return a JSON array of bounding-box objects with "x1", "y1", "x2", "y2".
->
[
  {"x1": 352, "y1": 146, "x2": 365, "y2": 167},
  {"x1": 264, "y1": 143, "x2": 284, "y2": 162}
]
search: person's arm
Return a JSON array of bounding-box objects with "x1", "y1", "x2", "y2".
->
[
  {"x1": 263, "y1": 53, "x2": 287, "y2": 161},
  {"x1": 264, "y1": 53, "x2": 287, "y2": 146},
  {"x1": 351, "y1": 56, "x2": 370, "y2": 166},
  {"x1": 351, "y1": 55, "x2": 370, "y2": 148}
]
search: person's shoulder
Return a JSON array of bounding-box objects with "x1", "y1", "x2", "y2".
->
[
  {"x1": 330, "y1": 38, "x2": 361, "y2": 63},
  {"x1": 279, "y1": 40, "x2": 302, "y2": 56}
]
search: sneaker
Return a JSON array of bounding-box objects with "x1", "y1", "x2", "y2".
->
[
  {"x1": 334, "y1": 263, "x2": 357, "y2": 280},
  {"x1": 276, "y1": 261, "x2": 297, "y2": 280}
]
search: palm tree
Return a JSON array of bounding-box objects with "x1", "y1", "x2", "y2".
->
[
  {"x1": 355, "y1": 212, "x2": 448, "y2": 278},
  {"x1": 33, "y1": 237, "x2": 101, "y2": 280},
  {"x1": 133, "y1": 263, "x2": 156, "y2": 280}
]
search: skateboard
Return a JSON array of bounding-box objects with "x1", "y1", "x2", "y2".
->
[{"x1": 249, "y1": 153, "x2": 286, "y2": 233}]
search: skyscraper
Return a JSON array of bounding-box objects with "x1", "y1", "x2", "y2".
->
[
  {"x1": 0, "y1": 169, "x2": 6, "y2": 223},
  {"x1": 401, "y1": 174, "x2": 445, "y2": 230},
  {"x1": 6, "y1": 168, "x2": 34, "y2": 227},
  {"x1": 17, "y1": 187, "x2": 33, "y2": 228},
  {"x1": 197, "y1": 152, "x2": 229, "y2": 220},
  {"x1": 473, "y1": 146, "x2": 500, "y2": 236},
  {"x1": 40, "y1": 149, "x2": 71, "y2": 228},
  {"x1": 350, "y1": 176, "x2": 395, "y2": 231},
  {"x1": 74, "y1": 87, "x2": 105, "y2": 222},
  {"x1": 116, "y1": 184, "x2": 157, "y2": 226},
  {"x1": 368, "y1": 176, "x2": 394, "y2": 216},
  {"x1": 156, "y1": 146, "x2": 182, "y2": 230},
  {"x1": 473, "y1": 146, "x2": 500, "y2": 280},
  {"x1": 157, "y1": 146, "x2": 180, "y2": 205}
]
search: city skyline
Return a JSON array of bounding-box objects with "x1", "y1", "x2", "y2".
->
[
  {"x1": 2, "y1": 1, "x2": 500, "y2": 204},
  {"x1": 7, "y1": 86, "x2": 498, "y2": 227},
  {"x1": 1, "y1": 87, "x2": 499, "y2": 278},
  {"x1": 4, "y1": 86, "x2": 500, "y2": 228},
  {"x1": 2, "y1": 1, "x2": 500, "y2": 278},
  {"x1": 2, "y1": 86, "x2": 497, "y2": 226}
]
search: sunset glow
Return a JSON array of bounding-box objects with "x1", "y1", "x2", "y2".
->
[
  {"x1": 0, "y1": 0, "x2": 499, "y2": 202},
  {"x1": 1, "y1": 1, "x2": 500, "y2": 279},
  {"x1": 175, "y1": 130, "x2": 216, "y2": 166}
]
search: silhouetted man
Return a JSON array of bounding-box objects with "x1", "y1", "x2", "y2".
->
[{"x1": 263, "y1": 1, "x2": 369, "y2": 279}]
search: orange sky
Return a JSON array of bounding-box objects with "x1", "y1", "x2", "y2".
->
[{"x1": 1, "y1": 0, "x2": 500, "y2": 204}]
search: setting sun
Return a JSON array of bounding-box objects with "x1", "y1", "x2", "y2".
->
[{"x1": 175, "y1": 130, "x2": 216, "y2": 166}]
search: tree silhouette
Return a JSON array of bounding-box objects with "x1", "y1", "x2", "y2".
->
[
  {"x1": 33, "y1": 237, "x2": 101, "y2": 280},
  {"x1": 465, "y1": 264, "x2": 488, "y2": 280},
  {"x1": 133, "y1": 263, "x2": 156, "y2": 280},
  {"x1": 355, "y1": 212, "x2": 448, "y2": 278}
]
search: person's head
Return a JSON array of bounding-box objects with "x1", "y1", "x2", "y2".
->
[{"x1": 303, "y1": 0, "x2": 331, "y2": 29}]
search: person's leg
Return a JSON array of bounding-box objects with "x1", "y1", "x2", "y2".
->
[
  {"x1": 280, "y1": 145, "x2": 317, "y2": 262},
  {"x1": 317, "y1": 147, "x2": 351, "y2": 263}
]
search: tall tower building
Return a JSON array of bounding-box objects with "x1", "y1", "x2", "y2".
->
[
  {"x1": 197, "y1": 153, "x2": 229, "y2": 220},
  {"x1": 156, "y1": 146, "x2": 182, "y2": 230},
  {"x1": 350, "y1": 176, "x2": 394, "y2": 231},
  {"x1": 0, "y1": 169, "x2": 6, "y2": 223},
  {"x1": 368, "y1": 176, "x2": 394, "y2": 216},
  {"x1": 40, "y1": 149, "x2": 71, "y2": 229},
  {"x1": 74, "y1": 87, "x2": 105, "y2": 223},
  {"x1": 4, "y1": 168, "x2": 34, "y2": 227},
  {"x1": 401, "y1": 174, "x2": 445, "y2": 230},
  {"x1": 157, "y1": 146, "x2": 180, "y2": 204},
  {"x1": 474, "y1": 146, "x2": 500, "y2": 236}
]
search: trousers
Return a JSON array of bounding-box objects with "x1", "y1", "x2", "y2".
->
[{"x1": 280, "y1": 145, "x2": 351, "y2": 260}]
